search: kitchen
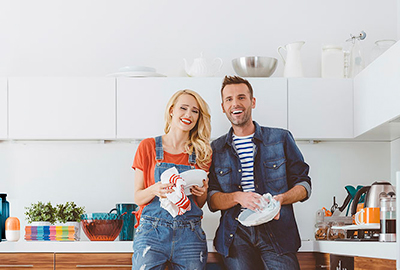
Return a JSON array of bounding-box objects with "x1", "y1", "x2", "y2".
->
[{"x1": 0, "y1": 0, "x2": 400, "y2": 269}]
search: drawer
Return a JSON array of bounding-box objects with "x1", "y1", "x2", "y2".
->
[
  {"x1": 0, "y1": 253, "x2": 54, "y2": 270},
  {"x1": 55, "y1": 253, "x2": 132, "y2": 270}
]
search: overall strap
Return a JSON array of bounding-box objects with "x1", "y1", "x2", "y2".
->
[
  {"x1": 155, "y1": 136, "x2": 164, "y2": 161},
  {"x1": 189, "y1": 150, "x2": 196, "y2": 165}
]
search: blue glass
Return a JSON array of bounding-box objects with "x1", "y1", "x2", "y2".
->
[
  {"x1": 110, "y1": 203, "x2": 137, "y2": 241},
  {"x1": 0, "y1": 194, "x2": 9, "y2": 240},
  {"x1": 81, "y1": 213, "x2": 121, "y2": 220}
]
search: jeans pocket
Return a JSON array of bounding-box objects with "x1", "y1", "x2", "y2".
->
[{"x1": 135, "y1": 221, "x2": 155, "y2": 237}]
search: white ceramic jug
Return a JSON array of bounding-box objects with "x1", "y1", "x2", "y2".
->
[
  {"x1": 183, "y1": 53, "x2": 223, "y2": 77},
  {"x1": 278, "y1": 41, "x2": 305, "y2": 77}
]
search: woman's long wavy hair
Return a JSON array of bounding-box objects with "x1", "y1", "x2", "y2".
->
[{"x1": 164, "y1": 90, "x2": 212, "y2": 170}]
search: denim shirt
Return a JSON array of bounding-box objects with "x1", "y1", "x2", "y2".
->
[{"x1": 208, "y1": 121, "x2": 312, "y2": 257}]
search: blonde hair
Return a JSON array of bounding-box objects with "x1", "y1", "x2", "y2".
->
[{"x1": 164, "y1": 90, "x2": 212, "y2": 170}]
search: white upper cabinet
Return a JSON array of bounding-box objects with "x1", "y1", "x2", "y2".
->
[
  {"x1": 247, "y1": 78, "x2": 287, "y2": 129},
  {"x1": 288, "y1": 78, "x2": 353, "y2": 139},
  {"x1": 0, "y1": 78, "x2": 7, "y2": 139},
  {"x1": 117, "y1": 78, "x2": 229, "y2": 139},
  {"x1": 354, "y1": 41, "x2": 400, "y2": 140},
  {"x1": 117, "y1": 78, "x2": 287, "y2": 140},
  {"x1": 8, "y1": 77, "x2": 115, "y2": 139}
]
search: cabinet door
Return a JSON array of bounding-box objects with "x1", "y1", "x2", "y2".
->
[
  {"x1": 354, "y1": 41, "x2": 400, "y2": 140},
  {"x1": 117, "y1": 77, "x2": 230, "y2": 139},
  {"x1": 55, "y1": 253, "x2": 132, "y2": 269},
  {"x1": 288, "y1": 78, "x2": 353, "y2": 139},
  {"x1": 8, "y1": 77, "x2": 116, "y2": 139},
  {"x1": 117, "y1": 77, "x2": 287, "y2": 140},
  {"x1": 248, "y1": 78, "x2": 287, "y2": 129},
  {"x1": 0, "y1": 253, "x2": 54, "y2": 269},
  {"x1": 0, "y1": 78, "x2": 7, "y2": 139}
]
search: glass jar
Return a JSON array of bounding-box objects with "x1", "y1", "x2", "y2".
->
[
  {"x1": 370, "y1": 39, "x2": 397, "y2": 63},
  {"x1": 315, "y1": 222, "x2": 329, "y2": 240},
  {"x1": 321, "y1": 45, "x2": 344, "y2": 78},
  {"x1": 328, "y1": 221, "x2": 346, "y2": 240}
]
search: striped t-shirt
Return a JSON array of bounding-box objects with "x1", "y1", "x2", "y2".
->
[{"x1": 233, "y1": 133, "x2": 255, "y2": 192}]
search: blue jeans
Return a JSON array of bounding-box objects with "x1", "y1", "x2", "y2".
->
[
  {"x1": 133, "y1": 216, "x2": 208, "y2": 270},
  {"x1": 222, "y1": 224, "x2": 300, "y2": 270}
]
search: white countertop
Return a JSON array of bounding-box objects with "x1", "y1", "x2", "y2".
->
[{"x1": 0, "y1": 239, "x2": 396, "y2": 260}]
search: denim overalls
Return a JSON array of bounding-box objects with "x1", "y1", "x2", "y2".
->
[{"x1": 133, "y1": 136, "x2": 208, "y2": 270}]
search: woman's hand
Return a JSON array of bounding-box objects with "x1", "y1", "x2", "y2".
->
[
  {"x1": 190, "y1": 178, "x2": 209, "y2": 197},
  {"x1": 151, "y1": 182, "x2": 175, "y2": 198}
]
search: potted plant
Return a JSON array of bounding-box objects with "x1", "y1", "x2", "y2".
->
[
  {"x1": 56, "y1": 202, "x2": 85, "y2": 240},
  {"x1": 24, "y1": 201, "x2": 57, "y2": 225}
]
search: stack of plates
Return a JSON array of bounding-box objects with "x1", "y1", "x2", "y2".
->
[{"x1": 107, "y1": 66, "x2": 166, "y2": 77}]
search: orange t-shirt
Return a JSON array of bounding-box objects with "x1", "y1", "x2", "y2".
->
[{"x1": 132, "y1": 138, "x2": 209, "y2": 227}]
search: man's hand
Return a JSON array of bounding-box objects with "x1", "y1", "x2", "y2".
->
[{"x1": 235, "y1": 192, "x2": 263, "y2": 211}]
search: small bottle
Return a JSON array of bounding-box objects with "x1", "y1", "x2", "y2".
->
[
  {"x1": 346, "y1": 31, "x2": 367, "y2": 78},
  {"x1": 321, "y1": 45, "x2": 344, "y2": 78},
  {"x1": 5, "y1": 217, "x2": 20, "y2": 242},
  {"x1": 0, "y1": 194, "x2": 10, "y2": 240}
]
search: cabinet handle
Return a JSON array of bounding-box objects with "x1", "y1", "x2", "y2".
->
[
  {"x1": 0, "y1": 266, "x2": 34, "y2": 268},
  {"x1": 76, "y1": 265, "x2": 132, "y2": 268},
  {"x1": 318, "y1": 265, "x2": 330, "y2": 269}
]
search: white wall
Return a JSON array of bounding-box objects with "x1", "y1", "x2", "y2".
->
[
  {"x1": 0, "y1": 140, "x2": 391, "y2": 242},
  {"x1": 0, "y1": 0, "x2": 397, "y2": 78}
]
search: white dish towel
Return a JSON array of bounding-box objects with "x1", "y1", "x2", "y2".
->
[
  {"x1": 159, "y1": 167, "x2": 192, "y2": 217},
  {"x1": 238, "y1": 193, "x2": 281, "y2": 227}
]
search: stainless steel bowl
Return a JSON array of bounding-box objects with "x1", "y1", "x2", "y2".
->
[{"x1": 232, "y1": 56, "x2": 278, "y2": 77}]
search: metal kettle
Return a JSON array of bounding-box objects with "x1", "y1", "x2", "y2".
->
[{"x1": 350, "y1": 181, "x2": 395, "y2": 215}]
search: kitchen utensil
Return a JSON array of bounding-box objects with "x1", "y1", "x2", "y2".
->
[
  {"x1": 351, "y1": 181, "x2": 396, "y2": 216},
  {"x1": 379, "y1": 192, "x2": 396, "y2": 242},
  {"x1": 180, "y1": 169, "x2": 207, "y2": 196},
  {"x1": 331, "y1": 196, "x2": 339, "y2": 215},
  {"x1": 232, "y1": 56, "x2": 277, "y2": 77},
  {"x1": 109, "y1": 203, "x2": 137, "y2": 241},
  {"x1": 81, "y1": 213, "x2": 125, "y2": 241},
  {"x1": 5, "y1": 217, "x2": 20, "y2": 242},
  {"x1": 277, "y1": 41, "x2": 305, "y2": 77},
  {"x1": 183, "y1": 53, "x2": 223, "y2": 77}
]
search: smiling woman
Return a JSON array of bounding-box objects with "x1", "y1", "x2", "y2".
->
[{"x1": 131, "y1": 89, "x2": 212, "y2": 270}]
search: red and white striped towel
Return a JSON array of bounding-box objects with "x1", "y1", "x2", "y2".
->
[{"x1": 160, "y1": 167, "x2": 191, "y2": 217}]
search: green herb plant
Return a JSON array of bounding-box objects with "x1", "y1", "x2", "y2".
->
[
  {"x1": 24, "y1": 201, "x2": 57, "y2": 224},
  {"x1": 56, "y1": 202, "x2": 85, "y2": 223}
]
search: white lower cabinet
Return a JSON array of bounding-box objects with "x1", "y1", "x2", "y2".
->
[
  {"x1": 288, "y1": 78, "x2": 353, "y2": 139},
  {"x1": 0, "y1": 78, "x2": 7, "y2": 139},
  {"x1": 116, "y1": 78, "x2": 287, "y2": 140},
  {"x1": 8, "y1": 77, "x2": 116, "y2": 140}
]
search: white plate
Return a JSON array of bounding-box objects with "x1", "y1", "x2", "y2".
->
[
  {"x1": 106, "y1": 71, "x2": 166, "y2": 77},
  {"x1": 180, "y1": 169, "x2": 207, "y2": 196},
  {"x1": 118, "y1": 66, "x2": 156, "y2": 73}
]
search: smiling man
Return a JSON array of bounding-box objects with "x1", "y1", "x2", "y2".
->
[{"x1": 208, "y1": 75, "x2": 312, "y2": 270}]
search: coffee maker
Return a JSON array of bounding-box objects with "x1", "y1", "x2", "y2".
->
[{"x1": 379, "y1": 192, "x2": 396, "y2": 242}]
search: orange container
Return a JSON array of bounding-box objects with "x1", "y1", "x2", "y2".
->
[{"x1": 5, "y1": 217, "x2": 20, "y2": 241}]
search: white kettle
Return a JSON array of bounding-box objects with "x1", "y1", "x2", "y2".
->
[
  {"x1": 278, "y1": 41, "x2": 305, "y2": 77},
  {"x1": 183, "y1": 53, "x2": 223, "y2": 77}
]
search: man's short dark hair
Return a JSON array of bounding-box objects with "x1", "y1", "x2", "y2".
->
[{"x1": 221, "y1": 75, "x2": 253, "y2": 99}]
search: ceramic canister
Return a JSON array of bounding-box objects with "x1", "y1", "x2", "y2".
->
[{"x1": 5, "y1": 217, "x2": 20, "y2": 242}]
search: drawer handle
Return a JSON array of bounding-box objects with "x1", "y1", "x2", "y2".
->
[
  {"x1": 0, "y1": 266, "x2": 34, "y2": 268},
  {"x1": 76, "y1": 265, "x2": 132, "y2": 268}
]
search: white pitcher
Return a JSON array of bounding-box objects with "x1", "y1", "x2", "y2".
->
[{"x1": 278, "y1": 41, "x2": 305, "y2": 77}]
